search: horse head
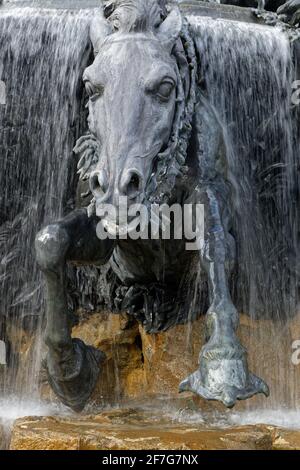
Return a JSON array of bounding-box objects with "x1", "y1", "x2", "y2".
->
[{"x1": 76, "y1": 0, "x2": 196, "y2": 233}]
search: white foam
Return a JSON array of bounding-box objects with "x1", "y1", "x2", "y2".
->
[
  {"x1": 0, "y1": 396, "x2": 70, "y2": 428},
  {"x1": 229, "y1": 409, "x2": 300, "y2": 429}
]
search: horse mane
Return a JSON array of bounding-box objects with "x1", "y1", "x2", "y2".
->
[
  {"x1": 103, "y1": 0, "x2": 167, "y2": 32},
  {"x1": 75, "y1": 1, "x2": 197, "y2": 210},
  {"x1": 147, "y1": 18, "x2": 197, "y2": 204}
]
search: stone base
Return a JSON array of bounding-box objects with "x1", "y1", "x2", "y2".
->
[
  {"x1": 4, "y1": 309, "x2": 300, "y2": 450},
  {"x1": 8, "y1": 409, "x2": 300, "y2": 450}
]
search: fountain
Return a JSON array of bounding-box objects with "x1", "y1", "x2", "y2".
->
[{"x1": 0, "y1": 0, "x2": 299, "y2": 451}]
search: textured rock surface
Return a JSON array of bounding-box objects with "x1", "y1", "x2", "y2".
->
[
  {"x1": 72, "y1": 312, "x2": 146, "y2": 403},
  {"x1": 34, "y1": 309, "x2": 300, "y2": 411},
  {"x1": 53, "y1": 310, "x2": 299, "y2": 410},
  {"x1": 6, "y1": 312, "x2": 300, "y2": 451},
  {"x1": 0, "y1": 422, "x2": 5, "y2": 450},
  {"x1": 69, "y1": 311, "x2": 214, "y2": 408},
  {"x1": 271, "y1": 428, "x2": 300, "y2": 450},
  {"x1": 10, "y1": 410, "x2": 274, "y2": 450}
]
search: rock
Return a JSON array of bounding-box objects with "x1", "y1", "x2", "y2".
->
[
  {"x1": 139, "y1": 318, "x2": 204, "y2": 397},
  {"x1": 0, "y1": 422, "x2": 5, "y2": 449},
  {"x1": 71, "y1": 312, "x2": 146, "y2": 403},
  {"x1": 70, "y1": 312, "x2": 213, "y2": 407},
  {"x1": 0, "y1": 319, "x2": 39, "y2": 395},
  {"x1": 55, "y1": 310, "x2": 300, "y2": 410},
  {"x1": 237, "y1": 314, "x2": 300, "y2": 409},
  {"x1": 9, "y1": 307, "x2": 300, "y2": 414},
  {"x1": 10, "y1": 417, "x2": 82, "y2": 451},
  {"x1": 271, "y1": 428, "x2": 300, "y2": 450},
  {"x1": 10, "y1": 411, "x2": 273, "y2": 450}
]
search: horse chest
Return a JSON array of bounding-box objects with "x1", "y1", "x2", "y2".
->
[{"x1": 110, "y1": 238, "x2": 190, "y2": 285}]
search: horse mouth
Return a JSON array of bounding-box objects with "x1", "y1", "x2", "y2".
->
[{"x1": 101, "y1": 215, "x2": 143, "y2": 237}]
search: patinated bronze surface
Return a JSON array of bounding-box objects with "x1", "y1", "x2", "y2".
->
[{"x1": 35, "y1": 0, "x2": 300, "y2": 411}]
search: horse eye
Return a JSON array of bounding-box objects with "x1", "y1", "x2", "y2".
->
[
  {"x1": 157, "y1": 80, "x2": 175, "y2": 101},
  {"x1": 85, "y1": 81, "x2": 103, "y2": 100},
  {"x1": 85, "y1": 81, "x2": 95, "y2": 97}
]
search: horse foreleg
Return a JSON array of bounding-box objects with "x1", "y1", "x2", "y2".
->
[
  {"x1": 179, "y1": 188, "x2": 269, "y2": 407},
  {"x1": 35, "y1": 208, "x2": 114, "y2": 411}
]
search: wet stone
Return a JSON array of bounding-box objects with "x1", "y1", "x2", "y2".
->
[{"x1": 9, "y1": 410, "x2": 275, "y2": 450}]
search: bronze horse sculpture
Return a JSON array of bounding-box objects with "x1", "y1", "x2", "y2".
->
[{"x1": 35, "y1": 0, "x2": 271, "y2": 411}]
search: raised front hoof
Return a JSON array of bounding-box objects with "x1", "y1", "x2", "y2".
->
[
  {"x1": 179, "y1": 354, "x2": 269, "y2": 408},
  {"x1": 45, "y1": 338, "x2": 106, "y2": 412}
]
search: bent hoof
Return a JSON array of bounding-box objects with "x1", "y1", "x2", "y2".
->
[
  {"x1": 45, "y1": 338, "x2": 105, "y2": 412},
  {"x1": 179, "y1": 342, "x2": 269, "y2": 408}
]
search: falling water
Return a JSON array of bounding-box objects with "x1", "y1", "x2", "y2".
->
[
  {"x1": 0, "y1": 3, "x2": 93, "y2": 413},
  {"x1": 0, "y1": 1, "x2": 299, "y2": 439},
  {"x1": 190, "y1": 16, "x2": 299, "y2": 408}
]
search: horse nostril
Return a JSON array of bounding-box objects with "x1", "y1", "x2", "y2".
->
[
  {"x1": 91, "y1": 173, "x2": 100, "y2": 190},
  {"x1": 124, "y1": 171, "x2": 142, "y2": 199},
  {"x1": 89, "y1": 170, "x2": 108, "y2": 198},
  {"x1": 128, "y1": 174, "x2": 139, "y2": 192}
]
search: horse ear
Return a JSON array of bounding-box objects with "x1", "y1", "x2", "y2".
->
[
  {"x1": 156, "y1": 7, "x2": 183, "y2": 53},
  {"x1": 90, "y1": 10, "x2": 112, "y2": 56}
]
